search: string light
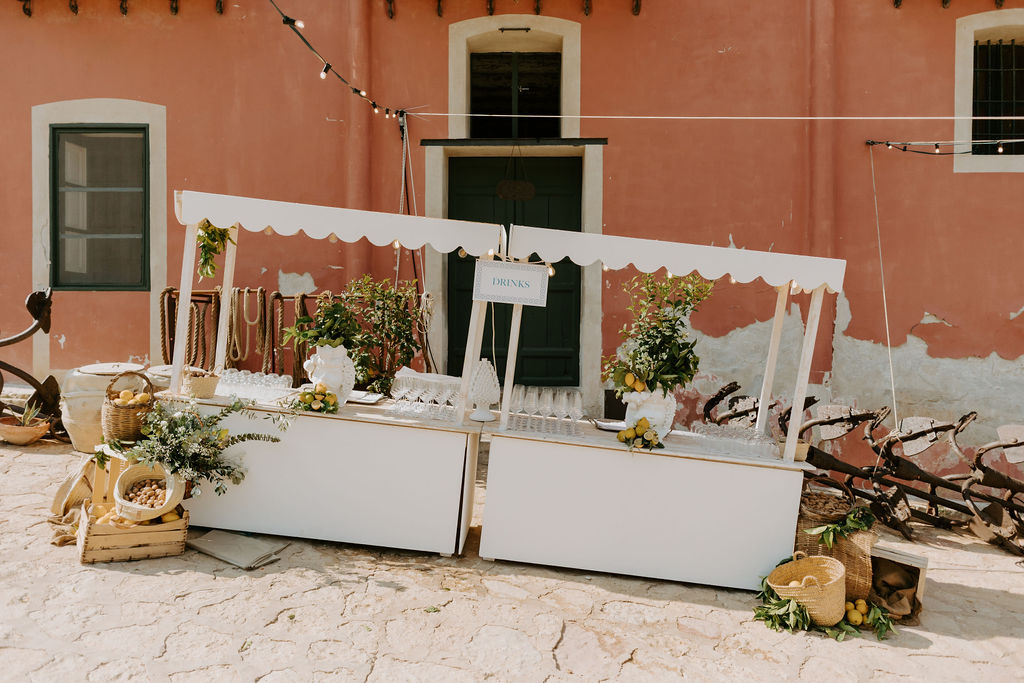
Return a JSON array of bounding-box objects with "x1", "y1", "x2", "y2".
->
[
  {"x1": 268, "y1": 0, "x2": 404, "y2": 124},
  {"x1": 866, "y1": 139, "x2": 1024, "y2": 156},
  {"x1": 729, "y1": 275, "x2": 737, "y2": 284},
  {"x1": 548, "y1": 265, "x2": 556, "y2": 277},
  {"x1": 602, "y1": 264, "x2": 609, "y2": 272},
  {"x1": 393, "y1": 240, "x2": 401, "y2": 249}
]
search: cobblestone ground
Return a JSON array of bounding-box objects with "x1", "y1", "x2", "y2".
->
[{"x1": 2, "y1": 440, "x2": 1023, "y2": 682}]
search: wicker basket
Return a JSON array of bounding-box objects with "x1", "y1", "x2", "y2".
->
[
  {"x1": 795, "y1": 475, "x2": 876, "y2": 600},
  {"x1": 768, "y1": 551, "x2": 847, "y2": 626},
  {"x1": 114, "y1": 463, "x2": 186, "y2": 522},
  {"x1": 0, "y1": 416, "x2": 52, "y2": 445},
  {"x1": 182, "y1": 372, "x2": 219, "y2": 399},
  {"x1": 100, "y1": 371, "x2": 154, "y2": 442}
]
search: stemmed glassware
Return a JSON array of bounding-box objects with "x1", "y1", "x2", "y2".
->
[
  {"x1": 508, "y1": 384, "x2": 525, "y2": 430},
  {"x1": 553, "y1": 390, "x2": 569, "y2": 434},
  {"x1": 390, "y1": 376, "x2": 411, "y2": 414},
  {"x1": 569, "y1": 391, "x2": 584, "y2": 435},
  {"x1": 523, "y1": 386, "x2": 539, "y2": 432},
  {"x1": 538, "y1": 388, "x2": 554, "y2": 433}
]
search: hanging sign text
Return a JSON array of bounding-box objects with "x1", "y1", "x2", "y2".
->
[{"x1": 472, "y1": 259, "x2": 549, "y2": 307}]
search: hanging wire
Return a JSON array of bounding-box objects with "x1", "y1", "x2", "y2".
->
[{"x1": 868, "y1": 145, "x2": 900, "y2": 432}]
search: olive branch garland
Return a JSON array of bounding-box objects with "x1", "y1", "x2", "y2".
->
[{"x1": 196, "y1": 219, "x2": 236, "y2": 280}]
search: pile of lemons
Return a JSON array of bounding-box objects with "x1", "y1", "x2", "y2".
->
[
  {"x1": 616, "y1": 417, "x2": 663, "y2": 449},
  {"x1": 111, "y1": 389, "x2": 151, "y2": 408},
  {"x1": 845, "y1": 598, "x2": 869, "y2": 626},
  {"x1": 296, "y1": 383, "x2": 339, "y2": 413}
]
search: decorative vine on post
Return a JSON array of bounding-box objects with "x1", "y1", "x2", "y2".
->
[{"x1": 196, "y1": 219, "x2": 235, "y2": 280}]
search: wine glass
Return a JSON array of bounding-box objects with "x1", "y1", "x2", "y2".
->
[
  {"x1": 390, "y1": 376, "x2": 411, "y2": 413},
  {"x1": 553, "y1": 390, "x2": 569, "y2": 435},
  {"x1": 523, "y1": 386, "x2": 539, "y2": 432},
  {"x1": 538, "y1": 388, "x2": 554, "y2": 433},
  {"x1": 509, "y1": 384, "x2": 525, "y2": 430},
  {"x1": 569, "y1": 391, "x2": 584, "y2": 435}
]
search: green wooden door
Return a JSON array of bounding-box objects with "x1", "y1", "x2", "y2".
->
[{"x1": 447, "y1": 156, "x2": 582, "y2": 386}]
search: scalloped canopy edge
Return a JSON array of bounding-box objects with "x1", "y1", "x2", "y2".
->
[
  {"x1": 174, "y1": 190, "x2": 503, "y2": 257},
  {"x1": 508, "y1": 225, "x2": 845, "y2": 292}
]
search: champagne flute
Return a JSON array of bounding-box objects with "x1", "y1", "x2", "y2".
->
[
  {"x1": 553, "y1": 390, "x2": 569, "y2": 435},
  {"x1": 509, "y1": 384, "x2": 525, "y2": 430},
  {"x1": 390, "y1": 376, "x2": 410, "y2": 413},
  {"x1": 569, "y1": 391, "x2": 584, "y2": 435},
  {"x1": 524, "y1": 386, "x2": 539, "y2": 432},
  {"x1": 539, "y1": 388, "x2": 554, "y2": 433}
]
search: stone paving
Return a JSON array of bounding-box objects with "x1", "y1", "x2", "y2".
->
[{"x1": 2, "y1": 440, "x2": 1024, "y2": 682}]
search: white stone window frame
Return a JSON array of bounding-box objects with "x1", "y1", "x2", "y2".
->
[
  {"x1": 954, "y1": 10, "x2": 1024, "y2": 173},
  {"x1": 31, "y1": 99, "x2": 167, "y2": 377}
]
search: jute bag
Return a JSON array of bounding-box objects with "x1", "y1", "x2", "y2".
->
[{"x1": 795, "y1": 475, "x2": 877, "y2": 601}]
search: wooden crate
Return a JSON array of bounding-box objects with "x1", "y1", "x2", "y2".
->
[
  {"x1": 78, "y1": 455, "x2": 188, "y2": 564},
  {"x1": 871, "y1": 543, "x2": 928, "y2": 603}
]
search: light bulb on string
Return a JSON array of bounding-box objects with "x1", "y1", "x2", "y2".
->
[
  {"x1": 998, "y1": 141, "x2": 1004, "y2": 153},
  {"x1": 328, "y1": 233, "x2": 338, "y2": 244},
  {"x1": 385, "y1": 108, "x2": 391, "y2": 119},
  {"x1": 359, "y1": 90, "x2": 367, "y2": 97},
  {"x1": 602, "y1": 263, "x2": 609, "y2": 272},
  {"x1": 934, "y1": 143, "x2": 941, "y2": 154},
  {"x1": 886, "y1": 142, "x2": 893, "y2": 150},
  {"x1": 548, "y1": 265, "x2": 555, "y2": 277},
  {"x1": 729, "y1": 275, "x2": 736, "y2": 285},
  {"x1": 282, "y1": 15, "x2": 302, "y2": 28},
  {"x1": 393, "y1": 240, "x2": 401, "y2": 249},
  {"x1": 320, "y1": 63, "x2": 330, "y2": 79},
  {"x1": 372, "y1": 102, "x2": 380, "y2": 114},
  {"x1": 790, "y1": 281, "x2": 800, "y2": 294},
  {"x1": 486, "y1": 249, "x2": 495, "y2": 257}
]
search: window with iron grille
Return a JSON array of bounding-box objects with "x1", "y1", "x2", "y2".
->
[
  {"x1": 50, "y1": 125, "x2": 149, "y2": 290},
  {"x1": 973, "y1": 39, "x2": 1024, "y2": 155}
]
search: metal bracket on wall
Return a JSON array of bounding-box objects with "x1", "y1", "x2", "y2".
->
[
  {"x1": 535, "y1": 0, "x2": 541, "y2": 13},
  {"x1": 632, "y1": 0, "x2": 640, "y2": 14},
  {"x1": 942, "y1": 0, "x2": 950, "y2": 7},
  {"x1": 385, "y1": 0, "x2": 394, "y2": 18},
  {"x1": 486, "y1": 0, "x2": 494, "y2": 15},
  {"x1": 170, "y1": 0, "x2": 177, "y2": 13},
  {"x1": 216, "y1": 0, "x2": 223, "y2": 13},
  {"x1": 16, "y1": 0, "x2": 31, "y2": 16},
  {"x1": 437, "y1": 0, "x2": 443, "y2": 16},
  {"x1": 69, "y1": 0, "x2": 77, "y2": 13},
  {"x1": 120, "y1": 0, "x2": 128, "y2": 14},
  {"x1": 583, "y1": 0, "x2": 591, "y2": 15}
]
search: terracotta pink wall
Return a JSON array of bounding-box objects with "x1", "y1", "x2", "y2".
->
[{"x1": 2, "y1": 0, "x2": 1021, "y2": 390}]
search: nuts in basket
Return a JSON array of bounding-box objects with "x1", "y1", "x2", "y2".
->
[{"x1": 125, "y1": 478, "x2": 168, "y2": 508}]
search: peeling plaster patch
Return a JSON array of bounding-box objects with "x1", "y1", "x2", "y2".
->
[
  {"x1": 260, "y1": 267, "x2": 267, "y2": 276},
  {"x1": 918, "y1": 312, "x2": 952, "y2": 327},
  {"x1": 277, "y1": 270, "x2": 316, "y2": 297},
  {"x1": 327, "y1": 265, "x2": 345, "y2": 270},
  {"x1": 55, "y1": 334, "x2": 66, "y2": 349},
  {"x1": 690, "y1": 302, "x2": 811, "y2": 400},
  {"x1": 1010, "y1": 305, "x2": 1024, "y2": 321},
  {"x1": 831, "y1": 294, "x2": 1024, "y2": 440}
]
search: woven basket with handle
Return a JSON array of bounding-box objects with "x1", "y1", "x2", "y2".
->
[
  {"x1": 114, "y1": 463, "x2": 186, "y2": 522},
  {"x1": 100, "y1": 371, "x2": 154, "y2": 442},
  {"x1": 768, "y1": 551, "x2": 847, "y2": 626},
  {"x1": 795, "y1": 475, "x2": 876, "y2": 601},
  {"x1": 182, "y1": 371, "x2": 219, "y2": 399}
]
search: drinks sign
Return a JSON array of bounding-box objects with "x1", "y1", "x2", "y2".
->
[{"x1": 472, "y1": 259, "x2": 549, "y2": 307}]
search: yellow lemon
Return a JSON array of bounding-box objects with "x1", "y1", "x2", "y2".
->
[
  {"x1": 617, "y1": 430, "x2": 628, "y2": 443},
  {"x1": 636, "y1": 417, "x2": 650, "y2": 432},
  {"x1": 325, "y1": 394, "x2": 337, "y2": 405},
  {"x1": 314, "y1": 394, "x2": 325, "y2": 401},
  {"x1": 113, "y1": 398, "x2": 129, "y2": 407},
  {"x1": 624, "y1": 372, "x2": 636, "y2": 387},
  {"x1": 135, "y1": 392, "x2": 151, "y2": 404},
  {"x1": 624, "y1": 428, "x2": 636, "y2": 440},
  {"x1": 311, "y1": 400, "x2": 324, "y2": 410},
  {"x1": 846, "y1": 609, "x2": 863, "y2": 626},
  {"x1": 845, "y1": 601, "x2": 855, "y2": 613},
  {"x1": 643, "y1": 430, "x2": 656, "y2": 442},
  {"x1": 314, "y1": 383, "x2": 327, "y2": 394},
  {"x1": 788, "y1": 580, "x2": 800, "y2": 587},
  {"x1": 119, "y1": 389, "x2": 135, "y2": 401},
  {"x1": 855, "y1": 599, "x2": 869, "y2": 615},
  {"x1": 634, "y1": 381, "x2": 647, "y2": 393},
  {"x1": 300, "y1": 392, "x2": 315, "y2": 403}
]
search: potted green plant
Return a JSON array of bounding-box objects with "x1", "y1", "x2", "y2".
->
[
  {"x1": 0, "y1": 401, "x2": 51, "y2": 446},
  {"x1": 104, "y1": 397, "x2": 283, "y2": 497},
  {"x1": 601, "y1": 272, "x2": 713, "y2": 439},
  {"x1": 285, "y1": 276, "x2": 424, "y2": 396}
]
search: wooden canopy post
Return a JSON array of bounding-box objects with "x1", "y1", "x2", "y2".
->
[
  {"x1": 782, "y1": 284, "x2": 826, "y2": 462},
  {"x1": 755, "y1": 285, "x2": 790, "y2": 434},
  {"x1": 498, "y1": 303, "x2": 524, "y2": 430},
  {"x1": 169, "y1": 223, "x2": 199, "y2": 394},
  {"x1": 212, "y1": 225, "x2": 239, "y2": 374}
]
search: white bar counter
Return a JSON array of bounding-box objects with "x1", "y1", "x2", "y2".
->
[
  {"x1": 179, "y1": 396, "x2": 481, "y2": 556},
  {"x1": 479, "y1": 424, "x2": 811, "y2": 590}
]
